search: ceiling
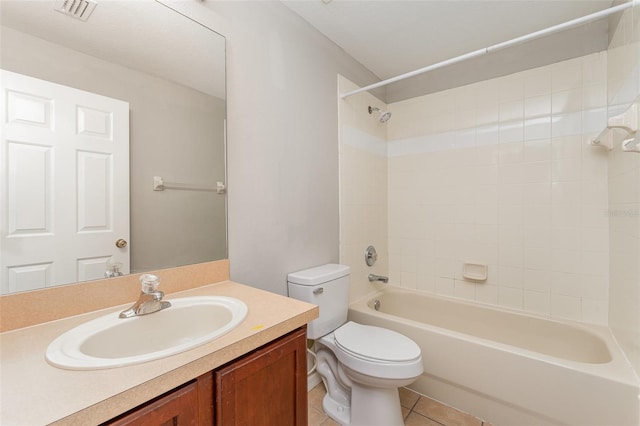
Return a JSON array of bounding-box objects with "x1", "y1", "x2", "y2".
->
[
  {"x1": 282, "y1": 0, "x2": 617, "y2": 103},
  {"x1": 0, "y1": 0, "x2": 226, "y2": 99}
]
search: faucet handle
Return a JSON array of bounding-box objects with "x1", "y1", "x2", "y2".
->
[{"x1": 140, "y1": 274, "x2": 160, "y2": 294}]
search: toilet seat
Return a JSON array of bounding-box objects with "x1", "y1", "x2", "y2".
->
[
  {"x1": 334, "y1": 322, "x2": 421, "y2": 363},
  {"x1": 319, "y1": 321, "x2": 423, "y2": 380}
]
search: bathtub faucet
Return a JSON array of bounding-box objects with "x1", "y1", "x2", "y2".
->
[{"x1": 368, "y1": 274, "x2": 389, "y2": 283}]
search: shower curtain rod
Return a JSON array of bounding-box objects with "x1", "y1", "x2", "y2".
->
[{"x1": 340, "y1": 0, "x2": 636, "y2": 99}]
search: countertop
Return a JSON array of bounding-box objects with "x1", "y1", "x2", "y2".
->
[{"x1": 0, "y1": 281, "x2": 318, "y2": 425}]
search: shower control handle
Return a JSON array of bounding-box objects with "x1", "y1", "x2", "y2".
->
[{"x1": 365, "y1": 245, "x2": 378, "y2": 266}]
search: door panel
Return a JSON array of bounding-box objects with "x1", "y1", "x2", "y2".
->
[
  {"x1": 6, "y1": 140, "x2": 52, "y2": 236},
  {"x1": 7, "y1": 262, "x2": 52, "y2": 293},
  {"x1": 77, "y1": 256, "x2": 113, "y2": 282},
  {"x1": 77, "y1": 150, "x2": 112, "y2": 232},
  {"x1": 76, "y1": 105, "x2": 113, "y2": 139},
  {"x1": 0, "y1": 69, "x2": 129, "y2": 293},
  {"x1": 6, "y1": 90, "x2": 53, "y2": 129}
]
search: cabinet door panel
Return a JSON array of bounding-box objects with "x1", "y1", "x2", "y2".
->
[
  {"x1": 215, "y1": 327, "x2": 307, "y2": 426},
  {"x1": 106, "y1": 382, "x2": 197, "y2": 426},
  {"x1": 103, "y1": 372, "x2": 213, "y2": 426}
]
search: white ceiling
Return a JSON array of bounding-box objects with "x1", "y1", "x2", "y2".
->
[
  {"x1": 282, "y1": 0, "x2": 616, "y2": 102},
  {"x1": 0, "y1": 0, "x2": 226, "y2": 99}
]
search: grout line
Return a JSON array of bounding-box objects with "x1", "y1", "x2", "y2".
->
[
  {"x1": 406, "y1": 394, "x2": 420, "y2": 412},
  {"x1": 407, "y1": 409, "x2": 447, "y2": 426},
  {"x1": 404, "y1": 391, "x2": 486, "y2": 426}
]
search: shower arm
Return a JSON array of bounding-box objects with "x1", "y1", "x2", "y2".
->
[{"x1": 340, "y1": 0, "x2": 637, "y2": 99}]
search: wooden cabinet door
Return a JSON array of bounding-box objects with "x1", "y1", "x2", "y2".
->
[
  {"x1": 215, "y1": 327, "x2": 308, "y2": 426},
  {"x1": 104, "y1": 373, "x2": 213, "y2": 426}
]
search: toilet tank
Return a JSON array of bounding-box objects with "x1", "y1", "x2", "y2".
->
[{"x1": 287, "y1": 264, "x2": 350, "y2": 339}]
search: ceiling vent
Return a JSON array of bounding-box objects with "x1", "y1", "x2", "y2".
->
[{"x1": 54, "y1": 0, "x2": 97, "y2": 22}]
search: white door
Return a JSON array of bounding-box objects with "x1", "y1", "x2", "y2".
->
[{"x1": 0, "y1": 70, "x2": 130, "y2": 294}]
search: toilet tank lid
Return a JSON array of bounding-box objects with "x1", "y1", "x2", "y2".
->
[{"x1": 287, "y1": 264, "x2": 350, "y2": 285}]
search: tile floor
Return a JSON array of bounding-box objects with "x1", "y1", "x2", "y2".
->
[{"x1": 308, "y1": 383, "x2": 493, "y2": 426}]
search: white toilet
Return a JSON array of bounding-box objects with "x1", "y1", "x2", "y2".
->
[{"x1": 287, "y1": 264, "x2": 423, "y2": 426}]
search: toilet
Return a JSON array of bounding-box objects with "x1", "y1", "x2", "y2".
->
[{"x1": 287, "y1": 264, "x2": 423, "y2": 426}]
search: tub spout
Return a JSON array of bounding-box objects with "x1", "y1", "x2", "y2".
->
[{"x1": 368, "y1": 274, "x2": 388, "y2": 283}]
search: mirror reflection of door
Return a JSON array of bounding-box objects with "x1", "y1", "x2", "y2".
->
[{"x1": 0, "y1": 69, "x2": 130, "y2": 293}]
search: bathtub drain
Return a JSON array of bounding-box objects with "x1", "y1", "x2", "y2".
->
[{"x1": 373, "y1": 299, "x2": 380, "y2": 311}]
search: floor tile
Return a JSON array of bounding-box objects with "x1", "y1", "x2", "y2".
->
[
  {"x1": 308, "y1": 407, "x2": 329, "y2": 426},
  {"x1": 308, "y1": 383, "x2": 327, "y2": 412},
  {"x1": 402, "y1": 406, "x2": 411, "y2": 421},
  {"x1": 405, "y1": 412, "x2": 443, "y2": 426},
  {"x1": 399, "y1": 387, "x2": 421, "y2": 409},
  {"x1": 309, "y1": 383, "x2": 340, "y2": 426},
  {"x1": 320, "y1": 417, "x2": 340, "y2": 426},
  {"x1": 413, "y1": 397, "x2": 482, "y2": 426}
]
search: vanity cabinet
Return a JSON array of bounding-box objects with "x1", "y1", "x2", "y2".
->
[
  {"x1": 215, "y1": 326, "x2": 307, "y2": 425},
  {"x1": 103, "y1": 326, "x2": 307, "y2": 425}
]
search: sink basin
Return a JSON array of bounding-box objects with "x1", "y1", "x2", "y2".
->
[{"x1": 46, "y1": 296, "x2": 248, "y2": 370}]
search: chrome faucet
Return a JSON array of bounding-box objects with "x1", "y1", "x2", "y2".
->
[
  {"x1": 119, "y1": 274, "x2": 171, "y2": 318},
  {"x1": 104, "y1": 262, "x2": 123, "y2": 278},
  {"x1": 368, "y1": 274, "x2": 389, "y2": 283}
]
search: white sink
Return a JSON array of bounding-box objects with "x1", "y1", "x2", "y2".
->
[{"x1": 46, "y1": 296, "x2": 248, "y2": 370}]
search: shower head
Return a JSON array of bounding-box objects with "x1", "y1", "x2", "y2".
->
[{"x1": 368, "y1": 106, "x2": 391, "y2": 123}]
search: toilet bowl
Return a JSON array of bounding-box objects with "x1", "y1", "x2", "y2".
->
[
  {"x1": 287, "y1": 264, "x2": 423, "y2": 426},
  {"x1": 317, "y1": 322, "x2": 423, "y2": 426}
]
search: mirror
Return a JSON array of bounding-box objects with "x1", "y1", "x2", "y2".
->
[{"x1": 0, "y1": 0, "x2": 226, "y2": 294}]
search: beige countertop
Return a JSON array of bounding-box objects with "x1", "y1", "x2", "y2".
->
[{"x1": 0, "y1": 280, "x2": 318, "y2": 425}]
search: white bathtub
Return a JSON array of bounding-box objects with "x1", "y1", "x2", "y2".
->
[{"x1": 348, "y1": 287, "x2": 640, "y2": 426}]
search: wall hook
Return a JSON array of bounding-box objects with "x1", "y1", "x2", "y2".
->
[{"x1": 590, "y1": 129, "x2": 614, "y2": 150}]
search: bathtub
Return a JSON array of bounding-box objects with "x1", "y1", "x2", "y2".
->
[{"x1": 348, "y1": 287, "x2": 640, "y2": 426}]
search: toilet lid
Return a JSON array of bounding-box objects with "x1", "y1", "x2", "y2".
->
[{"x1": 334, "y1": 322, "x2": 421, "y2": 363}]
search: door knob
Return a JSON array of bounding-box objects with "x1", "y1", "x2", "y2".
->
[{"x1": 115, "y1": 239, "x2": 128, "y2": 248}]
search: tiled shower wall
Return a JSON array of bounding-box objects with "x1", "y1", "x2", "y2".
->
[
  {"x1": 338, "y1": 76, "x2": 389, "y2": 303},
  {"x1": 385, "y1": 53, "x2": 610, "y2": 324},
  {"x1": 607, "y1": 6, "x2": 640, "y2": 374},
  {"x1": 340, "y1": 52, "x2": 613, "y2": 325},
  {"x1": 339, "y1": 8, "x2": 640, "y2": 374}
]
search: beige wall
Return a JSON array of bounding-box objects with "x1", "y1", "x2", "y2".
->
[
  {"x1": 607, "y1": 5, "x2": 640, "y2": 376},
  {"x1": 162, "y1": 1, "x2": 382, "y2": 295},
  {"x1": 0, "y1": 27, "x2": 227, "y2": 274}
]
